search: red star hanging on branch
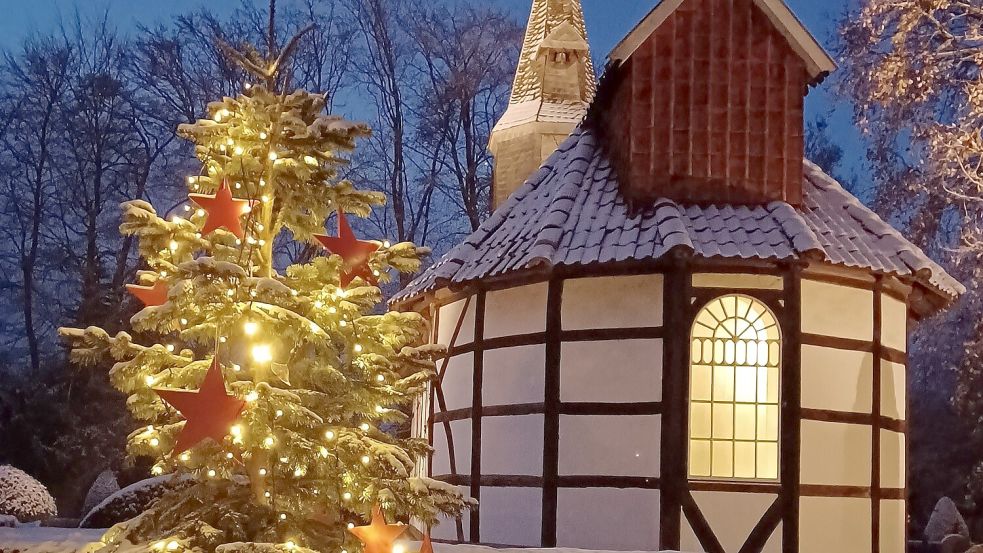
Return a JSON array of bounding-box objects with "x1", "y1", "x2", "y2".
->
[
  {"x1": 189, "y1": 180, "x2": 255, "y2": 239},
  {"x1": 349, "y1": 505, "x2": 407, "y2": 553},
  {"x1": 314, "y1": 211, "x2": 380, "y2": 287},
  {"x1": 154, "y1": 358, "x2": 246, "y2": 455},
  {"x1": 126, "y1": 281, "x2": 169, "y2": 307}
]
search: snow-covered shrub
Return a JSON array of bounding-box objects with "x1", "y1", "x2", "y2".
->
[
  {"x1": 81, "y1": 470, "x2": 120, "y2": 518},
  {"x1": 0, "y1": 514, "x2": 16, "y2": 528},
  {"x1": 80, "y1": 474, "x2": 190, "y2": 529},
  {"x1": 926, "y1": 497, "x2": 971, "y2": 542},
  {"x1": 0, "y1": 465, "x2": 56, "y2": 523}
]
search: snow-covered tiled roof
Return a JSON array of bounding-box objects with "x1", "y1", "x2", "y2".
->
[
  {"x1": 492, "y1": 100, "x2": 590, "y2": 132},
  {"x1": 393, "y1": 128, "x2": 963, "y2": 305}
]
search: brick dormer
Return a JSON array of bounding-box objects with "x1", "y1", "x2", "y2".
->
[{"x1": 594, "y1": 0, "x2": 836, "y2": 206}]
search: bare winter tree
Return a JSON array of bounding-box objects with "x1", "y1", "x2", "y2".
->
[
  {"x1": 409, "y1": 4, "x2": 521, "y2": 232},
  {"x1": 0, "y1": 40, "x2": 72, "y2": 374}
]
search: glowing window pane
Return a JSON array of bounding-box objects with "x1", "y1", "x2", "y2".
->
[
  {"x1": 690, "y1": 403, "x2": 712, "y2": 439},
  {"x1": 734, "y1": 405, "x2": 757, "y2": 440},
  {"x1": 690, "y1": 440, "x2": 711, "y2": 477},
  {"x1": 757, "y1": 442, "x2": 779, "y2": 479},
  {"x1": 734, "y1": 442, "x2": 756, "y2": 478},
  {"x1": 713, "y1": 366, "x2": 734, "y2": 402},
  {"x1": 688, "y1": 294, "x2": 781, "y2": 481},
  {"x1": 712, "y1": 404, "x2": 734, "y2": 439},
  {"x1": 711, "y1": 441, "x2": 733, "y2": 477}
]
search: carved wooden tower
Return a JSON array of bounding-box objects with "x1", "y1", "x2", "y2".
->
[
  {"x1": 394, "y1": 1, "x2": 964, "y2": 552},
  {"x1": 488, "y1": 0, "x2": 596, "y2": 210}
]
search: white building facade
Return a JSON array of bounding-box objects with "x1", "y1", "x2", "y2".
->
[{"x1": 394, "y1": 1, "x2": 964, "y2": 552}]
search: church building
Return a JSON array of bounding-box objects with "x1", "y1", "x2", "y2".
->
[{"x1": 392, "y1": 1, "x2": 964, "y2": 552}]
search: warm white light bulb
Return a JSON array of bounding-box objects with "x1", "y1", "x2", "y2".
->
[
  {"x1": 230, "y1": 425, "x2": 242, "y2": 437},
  {"x1": 252, "y1": 344, "x2": 273, "y2": 363},
  {"x1": 268, "y1": 152, "x2": 278, "y2": 161},
  {"x1": 313, "y1": 300, "x2": 324, "y2": 309},
  {"x1": 167, "y1": 541, "x2": 179, "y2": 551},
  {"x1": 342, "y1": 492, "x2": 352, "y2": 501},
  {"x1": 243, "y1": 321, "x2": 258, "y2": 336},
  {"x1": 207, "y1": 469, "x2": 216, "y2": 477},
  {"x1": 245, "y1": 392, "x2": 259, "y2": 402},
  {"x1": 376, "y1": 374, "x2": 385, "y2": 382},
  {"x1": 280, "y1": 513, "x2": 287, "y2": 520},
  {"x1": 361, "y1": 455, "x2": 370, "y2": 465},
  {"x1": 360, "y1": 423, "x2": 370, "y2": 432},
  {"x1": 150, "y1": 438, "x2": 160, "y2": 447},
  {"x1": 259, "y1": 468, "x2": 268, "y2": 476},
  {"x1": 325, "y1": 430, "x2": 335, "y2": 441},
  {"x1": 264, "y1": 436, "x2": 275, "y2": 447},
  {"x1": 354, "y1": 344, "x2": 363, "y2": 353}
]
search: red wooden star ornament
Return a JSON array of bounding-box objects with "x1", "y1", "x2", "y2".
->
[
  {"x1": 349, "y1": 505, "x2": 407, "y2": 553},
  {"x1": 154, "y1": 358, "x2": 246, "y2": 455},
  {"x1": 314, "y1": 211, "x2": 380, "y2": 287},
  {"x1": 126, "y1": 281, "x2": 169, "y2": 307},
  {"x1": 189, "y1": 180, "x2": 255, "y2": 239}
]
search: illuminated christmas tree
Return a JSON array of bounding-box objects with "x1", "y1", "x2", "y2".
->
[{"x1": 59, "y1": 20, "x2": 470, "y2": 553}]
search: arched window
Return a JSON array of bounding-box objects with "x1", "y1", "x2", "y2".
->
[{"x1": 689, "y1": 295, "x2": 781, "y2": 480}]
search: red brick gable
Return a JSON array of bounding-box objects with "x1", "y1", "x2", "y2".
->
[{"x1": 594, "y1": 0, "x2": 809, "y2": 206}]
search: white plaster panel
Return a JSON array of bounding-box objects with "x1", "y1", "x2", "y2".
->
[
  {"x1": 880, "y1": 500, "x2": 906, "y2": 553},
  {"x1": 438, "y1": 353, "x2": 473, "y2": 412},
  {"x1": 800, "y1": 420, "x2": 871, "y2": 487},
  {"x1": 430, "y1": 488, "x2": 471, "y2": 542},
  {"x1": 479, "y1": 487, "x2": 543, "y2": 547},
  {"x1": 763, "y1": 522, "x2": 783, "y2": 553},
  {"x1": 556, "y1": 488, "x2": 660, "y2": 550},
  {"x1": 562, "y1": 275, "x2": 664, "y2": 329},
  {"x1": 692, "y1": 273, "x2": 784, "y2": 290},
  {"x1": 681, "y1": 517, "x2": 698, "y2": 553},
  {"x1": 481, "y1": 415, "x2": 544, "y2": 476},
  {"x1": 882, "y1": 361, "x2": 906, "y2": 420},
  {"x1": 558, "y1": 415, "x2": 660, "y2": 476},
  {"x1": 560, "y1": 340, "x2": 663, "y2": 403},
  {"x1": 485, "y1": 284, "x2": 548, "y2": 338},
  {"x1": 881, "y1": 295, "x2": 908, "y2": 353},
  {"x1": 801, "y1": 280, "x2": 873, "y2": 341},
  {"x1": 801, "y1": 345, "x2": 873, "y2": 414},
  {"x1": 438, "y1": 298, "x2": 475, "y2": 346},
  {"x1": 799, "y1": 497, "x2": 871, "y2": 553},
  {"x1": 430, "y1": 420, "x2": 471, "y2": 478},
  {"x1": 483, "y1": 346, "x2": 546, "y2": 406},
  {"x1": 686, "y1": 492, "x2": 777, "y2": 553},
  {"x1": 880, "y1": 430, "x2": 906, "y2": 490}
]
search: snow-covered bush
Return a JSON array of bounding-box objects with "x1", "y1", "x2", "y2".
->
[
  {"x1": 0, "y1": 465, "x2": 56, "y2": 523},
  {"x1": 926, "y1": 496, "x2": 971, "y2": 542},
  {"x1": 81, "y1": 470, "x2": 120, "y2": 518},
  {"x1": 80, "y1": 475, "x2": 190, "y2": 529},
  {"x1": 0, "y1": 514, "x2": 16, "y2": 528}
]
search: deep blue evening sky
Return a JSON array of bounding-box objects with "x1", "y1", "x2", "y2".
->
[{"x1": 0, "y1": 0, "x2": 863, "y2": 181}]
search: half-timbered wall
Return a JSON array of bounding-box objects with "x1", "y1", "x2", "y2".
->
[
  {"x1": 417, "y1": 267, "x2": 908, "y2": 553},
  {"x1": 425, "y1": 276, "x2": 665, "y2": 549},
  {"x1": 798, "y1": 277, "x2": 907, "y2": 553}
]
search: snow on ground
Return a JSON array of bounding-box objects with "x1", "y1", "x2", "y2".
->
[
  {"x1": 0, "y1": 527, "x2": 104, "y2": 553},
  {"x1": 0, "y1": 528, "x2": 678, "y2": 553}
]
